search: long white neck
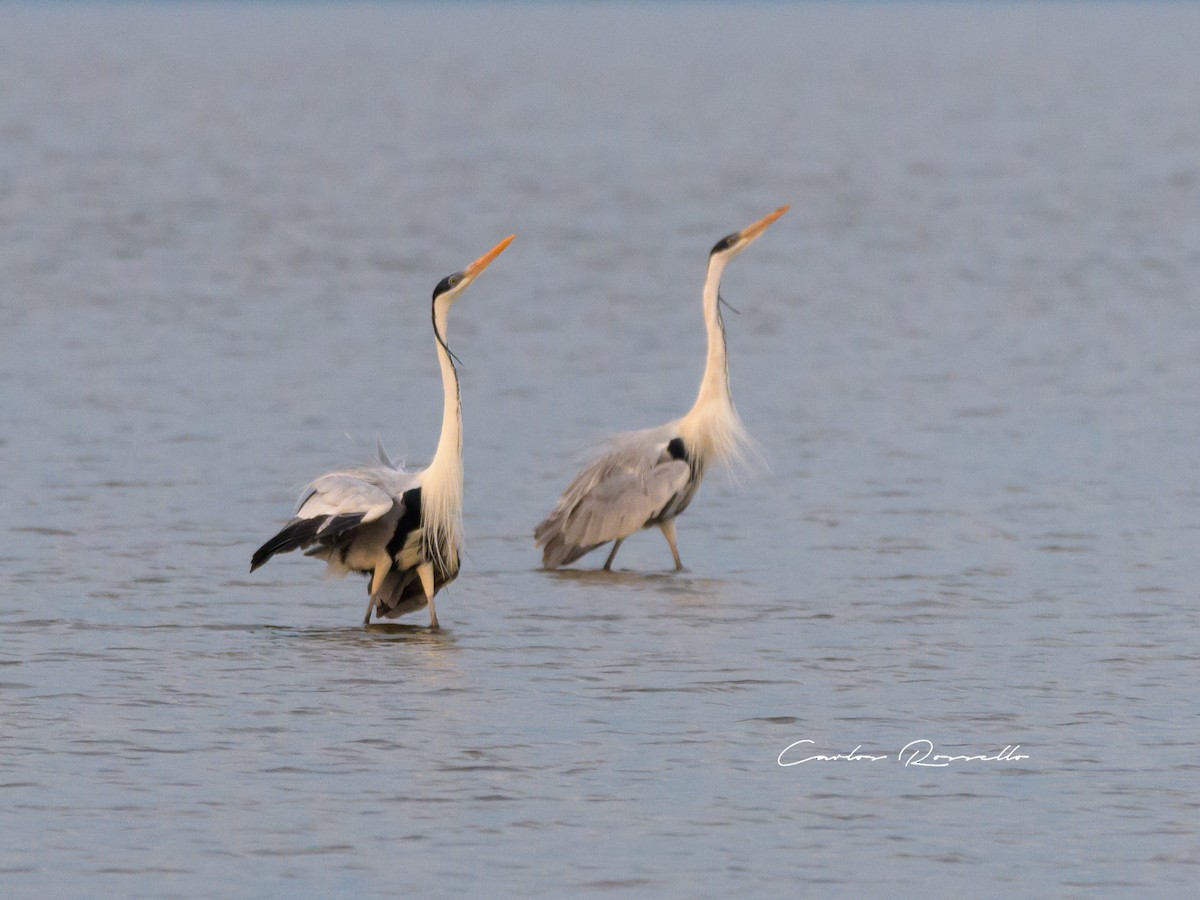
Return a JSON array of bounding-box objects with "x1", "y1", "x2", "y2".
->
[
  {"x1": 678, "y1": 252, "x2": 752, "y2": 470},
  {"x1": 422, "y1": 298, "x2": 464, "y2": 562}
]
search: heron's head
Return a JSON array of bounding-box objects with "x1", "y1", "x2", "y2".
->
[
  {"x1": 433, "y1": 234, "x2": 515, "y2": 304},
  {"x1": 709, "y1": 205, "x2": 789, "y2": 261}
]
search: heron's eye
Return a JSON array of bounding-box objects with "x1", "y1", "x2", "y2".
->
[
  {"x1": 433, "y1": 274, "x2": 459, "y2": 299},
  {"x1": 449, "y1": 275, "x2": 461, "y2": 287}
]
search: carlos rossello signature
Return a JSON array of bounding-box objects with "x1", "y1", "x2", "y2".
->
[{"x1": 778, "y1": 739, "x2": 1029, "y2": 768}]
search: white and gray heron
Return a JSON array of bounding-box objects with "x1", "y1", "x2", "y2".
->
[
  {"x1": 535, "y1": 206, "x2": 788, "y2": 571},
  {"x1": 251, "y1": 234, "x2": 514, "y2": 627}
]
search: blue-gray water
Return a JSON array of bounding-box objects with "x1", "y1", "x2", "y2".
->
[{"x1": 2, "y1": 2, "x2": 1198, "y2": 895}]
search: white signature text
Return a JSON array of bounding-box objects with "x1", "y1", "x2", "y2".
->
[{"x1": 778, "y1": 739, "x2": 1029, "y2": 767}]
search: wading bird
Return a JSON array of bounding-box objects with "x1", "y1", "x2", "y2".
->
[
  {"x1": 251, "y1": 235, "x2": 514, "y2": 627},
  {"x1": 534, "y1": 207, "x2": 787, "y2": 571}
]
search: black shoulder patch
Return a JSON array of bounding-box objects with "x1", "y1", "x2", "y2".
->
[
  {"x1": 386, "y1": 487, "x2": 424, "y2": 557},
  {"x1": 667, "y1": 437, "x2": 687, "y2": 461}
]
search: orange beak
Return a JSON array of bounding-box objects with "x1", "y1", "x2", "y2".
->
[
  {"x1": 463, "y1": 234, "x2": 515, "y2": 281},
  {"x1": 737, "y1": 205, "x2": 790, "y2": 243}
]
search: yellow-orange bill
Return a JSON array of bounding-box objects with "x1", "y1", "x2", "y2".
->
[
  {"x1": 739, "y1": 205, "x2": 790, "y2": 241},
  {"x1": 464, "y1": 234, "x2": 515, "y2": 279}
]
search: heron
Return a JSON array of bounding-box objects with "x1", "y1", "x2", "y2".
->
[
  {"x1": 251, "y1": 234, "x2": 514, "y2": 628},
  {"x1": 534, "y1": 206, "x2": 788, "y2": 571}
]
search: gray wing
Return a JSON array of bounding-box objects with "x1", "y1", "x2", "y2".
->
[
  {"x1": 535, "y1": 428, "x2": 690, "y2": 567},
  {"x1": 251, "y1": 465, "x2": 417, "y2": 571},
  {"x1": 296, "y1": 472, "x2": 397, "y2": 523}
]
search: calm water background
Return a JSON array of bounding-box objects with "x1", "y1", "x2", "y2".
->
[{"x1": 2, "y1": 1, "x2": 1198, "y2": 895}]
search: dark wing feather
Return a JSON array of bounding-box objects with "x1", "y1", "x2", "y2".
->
[
  {"x1": 250, "y1": 512, "x2": 369, "y2": 572},
  {"x1": 251, "y1": 467, "x2": 408, "y2": 573}
]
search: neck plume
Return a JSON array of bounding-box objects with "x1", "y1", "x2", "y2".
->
[
  {"x1": 678, "y1": 252, "x2": 753, "y2": 471},
  {"x1": 422, "y1": 297, "x2": 464, "y2": 565}
]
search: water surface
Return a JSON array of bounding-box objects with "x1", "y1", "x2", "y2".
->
[{"x1": 1, "y1": 2, "x2": 1198, "y2": 895}]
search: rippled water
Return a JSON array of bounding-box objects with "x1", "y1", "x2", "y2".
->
[{"x1": 2, "y1": 1, "x2": 1199, "y2": 895}]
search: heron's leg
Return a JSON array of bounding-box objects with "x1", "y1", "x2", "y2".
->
[
  {"x1": 364, "y1": 559, "x2": 390, "y2": 625},
  {"x1": 417, "y1": 562, "x2": 439, "y2": 630},
  {"x1": 602, "y1": 539, "x2": 624, "y2": 571},
  {"x1": 660, "y1": 520, "x2": 683, "y2": 571}
]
